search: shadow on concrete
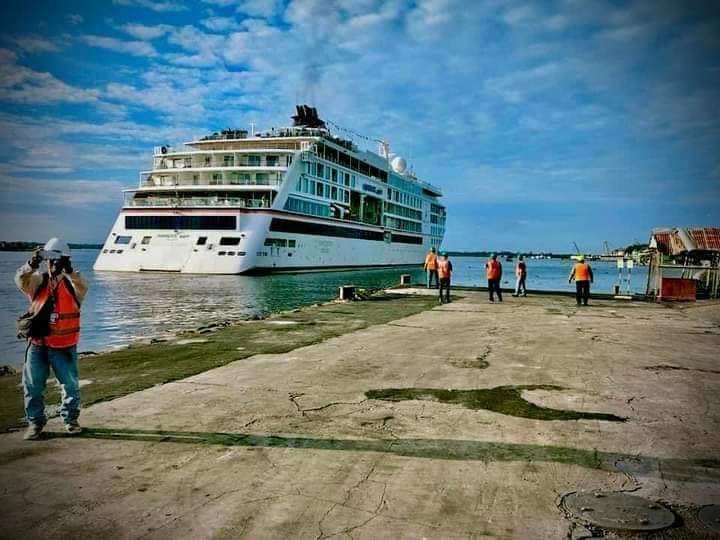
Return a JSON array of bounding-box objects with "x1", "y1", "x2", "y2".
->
[{"x1": 44, "y1": 427, "x2": 720, "y2": 484}]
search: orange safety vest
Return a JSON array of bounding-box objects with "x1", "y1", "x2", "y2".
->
[
  {"x1": 424, "y1": 252, "x2": 438, "y2": 270},
  {"x1": 437, "y1": 259, "x2": 452, "y2": 279},
  {"x1": 29, "y1": 276, "x2": 81, "y2": 348},
  {"x1": 573, "y1": 262, "x2": 591, "y2": 282},
  {"x1": 486, "y1": 260, "x2": 501, "y2": 280}
]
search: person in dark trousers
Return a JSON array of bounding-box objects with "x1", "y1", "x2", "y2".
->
[
  {"x1": 423, "y1": 247, "x2": 439, "y2": 289},
  {"x1": 485, "y1": 254, "x2": 503, "y2": 302},
  {"x1": 437, "y1": 251, "x2": 453, "y2": 304},
  {"x1": 512, "y1": 255, "x2": 527, "y2": 297},
  {"x1": 568, "y1": 255, "x2": 594, "y2": 306}
]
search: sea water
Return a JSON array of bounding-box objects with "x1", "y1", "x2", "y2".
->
[{"x1": 0, "y1": 251, "x2": 646, "y2": 366}]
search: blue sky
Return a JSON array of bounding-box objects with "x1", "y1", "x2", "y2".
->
[{"x1": 0, "y1": 0, "x2": 718, "y2": 252}]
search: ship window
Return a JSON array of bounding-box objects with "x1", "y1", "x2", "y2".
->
[
  {"x1": 266, "y1": 155, "x2": 278, "y2": 166},
  {"x1": 344, "y1": 172, "x2": 350, "y2": 186},
  {"x1": 316, "y1": 183, "x2": 323, "y2": 196},
  {"x1": 223, "y1": 155, "x2": 234, "y2": 166},
  {"x1": 219, "y1": 237, "x2": 240, "y2": 246},
  {"x1": 103, "y1": 249, "x2": 108, "y2": 253},
  {"x1": 288, "y1": 240, "x2": 296, "y2": 248},
  {"x1": 256, "y1": 173, "x2": 269, "y2": 183},
  {"x1": 227, "y1": 251, "x2": 235, "y2": 256},
  {"x1": 125, "y1": 215, "x2": 236, "y2": 230},
  {"x1": 270, "y1": 218, "x2": 384, "y2": 242},
  {"x1": 247, "y1": 155, "x2": 261, "y2": 166},
  {"x1": 117, "y1": 249, "x2": 124, "y2": 254},
  {"x1": 331, "y1": 168, "x2": 337, "y2": 182},
  {"x1": 331, "y1": 186, "x2": 338, "y2": 200},
  {"x1": 218, "y1": 251, "x2": 226, "y2": 255},
  {"x1": 141, "y1": 236, "x2": 152, "y2": 245},
  {"x1": 114, "y1": 235, "x2": 132, "y2": 244},
  {"x1": 317, "y1": 163, "x2": 323, "y2": 178},
  {"x1": 324, "y1": 184, "x2": 330, "y2": 198},
  {"x1": 264, "y1": 238, "x2": 287, "y2": 247},
  {"x1": 197, "y1": 236, "x2": 207, "y2": 245},
  {"x1": 204, "y1": 157, "x2": 211, "y2": 166},
  {"x1": 237, "y1": 251, "x2": 246, "y2": 256}
]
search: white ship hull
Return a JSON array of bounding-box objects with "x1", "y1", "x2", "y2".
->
[{"x1": 94, "y1": 209, "x2": 431, "y2": 274}]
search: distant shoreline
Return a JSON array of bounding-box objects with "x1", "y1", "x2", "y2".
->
[{"x1": 0, "y1": 241, "x2": 103, "y2": 252}]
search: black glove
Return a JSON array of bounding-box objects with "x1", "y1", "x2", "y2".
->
[{"x1": 29, "y1": 248, "x2": 43, "y2": 269}]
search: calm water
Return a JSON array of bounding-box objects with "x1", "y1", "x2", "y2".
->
[{"x1": 1, "y1": 250, "x2": 646, "y2": 367}]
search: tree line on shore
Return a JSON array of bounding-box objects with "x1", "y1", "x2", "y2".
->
[{"x1": 0, "y1": 241, "x2": 103, "y2": 252}]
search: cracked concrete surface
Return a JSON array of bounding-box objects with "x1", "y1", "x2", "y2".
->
[{"x1": 1, "y1": 291, "x2": 719, "y2": 539}]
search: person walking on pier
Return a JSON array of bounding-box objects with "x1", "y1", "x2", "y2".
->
[
  {"x1": 424, "y1": 247, "x2": 439, "y2": 289},
  {"x1": 569, "y1": 255, "x2": 594, "y2": 306},
  {"x1": 437, "y1": 251, "x2": 453, "y2": 304},
  {"x1": 485, "y1": 254, "x2": 503, "y2": 302},
  {"x1": 512, "y1": 255, "x2": 527, "y2": 297},
  {"x1": 15, "y1": 238, "x2": 88, "y2": 441}
]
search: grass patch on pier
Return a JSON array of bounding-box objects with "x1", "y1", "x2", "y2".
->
[
  {"x1": 365, "y1": 385, "x2": 626, "y2": 422},
  {"x1": 0, "y1": 293, "x2": 439, "y2": 432}
]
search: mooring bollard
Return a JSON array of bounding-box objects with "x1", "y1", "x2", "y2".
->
[
  {"x1": 339, "y1": 285, "x2": 356, "y2": 300},
  {"x1": 400, "y1": 274, "x2": 411, "y2": 285}
]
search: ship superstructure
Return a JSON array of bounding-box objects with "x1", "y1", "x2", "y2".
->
[{"x1": 94, "y1": 106, "x2": 446, "y2": 273}]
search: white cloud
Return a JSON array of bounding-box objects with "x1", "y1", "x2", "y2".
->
[
  {"x1": 200, "y1": 16, "x2": 238, "y2": 32},
  {"x1": 66, "y1": 13, "x2": 84, "y2": 25},
  {"x1": 0, "y1": 48, "x2": 99, "y2": 105},
  {"x1": 115, "y1": 23, "x2": 174, "y2": 40},
  {"x1": 236, "y1": 0, "x2": 284, "y2": 18},
  {"x1": 0, "y1": 177, "x2": 130, "y2": 206},
  {"x1": 12, "y1": 36, "x2": 61, "y2": 54},
  {"x1": 112, "y1": 0, "x2": 187, "y2": 12},
  {"x1": 81, "y1": 35, "x2": 158, "y2": 57}
]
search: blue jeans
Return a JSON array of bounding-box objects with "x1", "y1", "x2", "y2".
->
[{"x1": 23, "y1": 344, "x2": 80, "y2": 427}]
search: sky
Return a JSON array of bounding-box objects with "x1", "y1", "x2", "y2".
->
[{"x1": 0, "y1": 0, "x2": 718, "y2": 252}]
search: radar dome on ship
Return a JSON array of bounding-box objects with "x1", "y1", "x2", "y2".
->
[{"x1": 390, "y1": 155, "x2": 407, "y2": 174}]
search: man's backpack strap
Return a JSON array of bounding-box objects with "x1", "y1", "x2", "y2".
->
[{"x1": 62, "y1": 276, "x2": 81, "y2": 309}]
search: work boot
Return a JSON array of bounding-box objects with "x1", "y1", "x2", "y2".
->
[
  {"x1": 66, "y1": 422, "x2": 82, "y2": 435},
  {"x1": 23, "y1": 424, "x2": 43, "y2": 441}
]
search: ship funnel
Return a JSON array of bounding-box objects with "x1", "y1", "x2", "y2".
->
[{"x1": 292, "y1": 104, "x2": 326, "y2": 129}]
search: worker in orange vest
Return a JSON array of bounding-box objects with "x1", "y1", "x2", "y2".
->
[
  {"x1": 423, "y1": 247, "x2": 439, "y2": 289},
  {"x1": 15, "y1": 238, "x2": 89, "y2": 440},
  {"x1": 568, "y1": 255, "x2": 594, "y2": 306},
  {"x1": 485, "y1": 253, "x2": 503, "y2": 302},
  {"x1": 437, "y1": 251, "x2": 453, "y2": 304},
  {"x1": 512, "y1": 255, "x2": 527, "y2": 297}
]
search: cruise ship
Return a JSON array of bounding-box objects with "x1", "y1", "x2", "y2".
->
[{"x1": 94, "y1": 106, "x2": 446, "y2": 274}]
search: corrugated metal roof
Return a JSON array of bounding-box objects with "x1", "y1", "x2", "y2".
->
[{"x1": 651, "y1": 227, "x2": 720, "y2": 254}]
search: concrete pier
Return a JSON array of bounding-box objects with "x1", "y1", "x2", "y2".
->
[{"x1": 1, "y1": 290, "x2": 719, "y2": 538}]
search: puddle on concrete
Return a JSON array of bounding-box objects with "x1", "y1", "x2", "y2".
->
[{"x1": 365, "y1": 385, "x2": 626, "y2": 422}]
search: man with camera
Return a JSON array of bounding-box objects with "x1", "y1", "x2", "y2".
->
[{"x1": 15, "y1": 238, "x2": 88, "y2": 441}]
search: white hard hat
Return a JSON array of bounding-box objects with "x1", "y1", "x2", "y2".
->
[{"x1": 40, "y1": 237, "x2": 71, "y2": 258}]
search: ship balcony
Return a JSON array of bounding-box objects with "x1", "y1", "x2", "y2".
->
[
  {"x1": 140, "y1": 171, "x2": 284, "y2": 188},
  {"x1": 123, "y1": 192, "x2": 273, "y2": 209},
  {"x1": 152, "y1": 154, "x2": 293, "y2": 169}
]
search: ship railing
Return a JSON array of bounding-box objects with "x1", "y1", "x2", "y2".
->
[
  {"x1": 139, "y1": 176, "x2": 283, "y2": 188},
  {"x1": 125, "y1": 198, "x2": 271, "y2": 208}
]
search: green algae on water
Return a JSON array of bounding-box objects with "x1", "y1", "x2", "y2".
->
[{"x1": 365, "y1": 385, "x2": 626, "y2": 422}]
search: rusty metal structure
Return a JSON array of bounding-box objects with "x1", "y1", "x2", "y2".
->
[{"x1": 646, "y1": 227, "x2": 720, "y2": 300}]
